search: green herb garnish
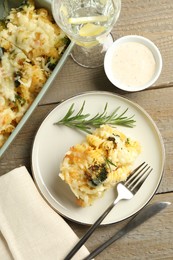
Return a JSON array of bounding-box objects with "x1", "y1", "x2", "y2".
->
[
  {"x1": 47, "y1": 57, "x2": 58, "y2": 71},
  {"x1": 15, "y1": 94, "x2": 26, "y2": 106},
  {"x1": 105, "y1": 158, "x2": 117, "y2": 170},
  {"x1": 55, "y1": 101, "x2": 136, "y2": 134},
  {"x1": 88, "y1": 164, "x2": 108, "y2": 186}
]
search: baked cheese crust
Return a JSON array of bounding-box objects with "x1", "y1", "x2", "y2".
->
[
  {"x1": 60, "y1": 125, "x2": 141, "y2": 207},
  {"x1": 0, "y1": 0, "x2": 69, "y2": 148}
]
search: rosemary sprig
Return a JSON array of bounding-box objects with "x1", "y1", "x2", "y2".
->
[{"x1": 54, "y1": 101, "x2": 136, "y2": 134}]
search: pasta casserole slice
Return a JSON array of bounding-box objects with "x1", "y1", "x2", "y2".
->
[{"x1": 59, "y1": 124, "x2": 141, "y2": 207}]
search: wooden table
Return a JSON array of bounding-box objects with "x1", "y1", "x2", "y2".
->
[{"x1": 1, "y1": 0, "x2": 173, "y2": 259}]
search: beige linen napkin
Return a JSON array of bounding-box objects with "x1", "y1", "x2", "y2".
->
[{"x1": 0, "y1": 166, "x2": 89, "y2": 260}]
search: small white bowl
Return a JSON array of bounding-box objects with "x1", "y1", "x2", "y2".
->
[{"x1": 104, "y1": 35, "x2": 162, "y2": 92}]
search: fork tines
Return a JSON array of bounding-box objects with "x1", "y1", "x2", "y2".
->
[{"x1": 125, "y1": 162, "x2": 153, "y2": 193}]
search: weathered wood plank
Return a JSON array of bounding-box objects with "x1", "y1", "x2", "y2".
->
[
  {"x1": 68, "y1": 193, "x2": 173, "y2": 260},
  {"x1": 0, "y1": 88, "x2": 172, "y2": 194}
]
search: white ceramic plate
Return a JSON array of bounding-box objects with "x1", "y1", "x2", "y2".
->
[{"x1": 31, "y1": 91, "x2": 165, "y2": 225}]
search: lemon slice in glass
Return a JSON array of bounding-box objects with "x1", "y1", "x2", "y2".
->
[
  {"x1": 68, "y1": 15, "x2": 108, "y2": 24},
  {"x1": 79, "y1": 23, "x2": 106, "y2": 37},
  {"x1": 75, "y1": 40, "x2": 99, "y2": 48}
]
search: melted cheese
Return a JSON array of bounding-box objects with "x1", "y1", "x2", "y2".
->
[{"x1": 0, "y1": 0, "x2": 69, "y2": 148}]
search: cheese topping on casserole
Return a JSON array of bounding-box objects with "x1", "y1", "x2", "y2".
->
[
  {"x1": 0, "y1": 0, "x2": 69, "y2": 148},
  {"x1": 60, "y1": 125, "x2": 141, "y2": 207}
]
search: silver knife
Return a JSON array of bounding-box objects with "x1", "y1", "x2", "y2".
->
[{"x1": 83, "y1": 201, "x2": 171, "y2": 260}]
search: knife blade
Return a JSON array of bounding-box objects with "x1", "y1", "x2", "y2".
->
[{"x1": 83, "y1": 201, "x2": 171, "y2": 260}]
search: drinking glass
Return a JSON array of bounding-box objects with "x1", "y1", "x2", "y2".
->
[{"x1": 52, "y1": 0, "x2": 121, "y2": 68}]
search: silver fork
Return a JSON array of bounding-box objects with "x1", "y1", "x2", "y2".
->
[{"x1": 64, "y1": 162, "x2": 152, "y2": 260}]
